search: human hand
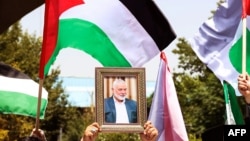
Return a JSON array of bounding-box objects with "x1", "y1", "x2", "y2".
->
[
  {"x1": 30, "y1": 128, "x2": 46, "y2": 141},
  {"x1": 81, "y1": 122, "x2": 101, "y2": 141},
  {"x1": 238, "y1": 74, "x2": 250, "y2": 103},
  {"x1": 140, "y1": 121, "x2": 158, "y2": 141}
]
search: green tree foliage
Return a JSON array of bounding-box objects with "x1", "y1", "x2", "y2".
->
[
  {"x1": 97, "y1": 133, "x2": 140, "y2": 141},
  {"x1": 0, "y1": 22, "x2": 85, "y2": 141}
]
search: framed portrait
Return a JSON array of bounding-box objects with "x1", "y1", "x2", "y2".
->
[{"x1": 95, "y1": 67, "x2": 147, "y2": 133}]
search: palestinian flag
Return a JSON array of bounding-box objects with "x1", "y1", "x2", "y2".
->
[
  {"x1": 39, "y1": 0, "x2": 176, "y2": 78},
  {"x1": 0, "y1": 62, "x2": 48, "y2": 119}
]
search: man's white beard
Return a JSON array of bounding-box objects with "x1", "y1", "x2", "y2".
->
[{"x1": 115, "y1": 94, "x2": 126, "y2": 101}]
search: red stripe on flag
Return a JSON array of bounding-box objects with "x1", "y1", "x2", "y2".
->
[{"x1": 39, "y1": 0, "x2": 84, "y2": 78}]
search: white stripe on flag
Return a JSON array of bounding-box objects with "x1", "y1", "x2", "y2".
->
[{"x1": 0, "y1": 76, "x2": 48, "y2": 99}]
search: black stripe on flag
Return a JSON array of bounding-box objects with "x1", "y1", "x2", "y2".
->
[
  {"x1": 120, "y1": 0, "x2": 176, "y2": 50},
  {"x1": 0, "y1": 62, "x2": 29, "y2": 79}
]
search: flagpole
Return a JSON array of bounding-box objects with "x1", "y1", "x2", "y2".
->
[
  {"x1": 242, "y1": 18, "x2": 247, "y2": 74},
  {"x1": 35, "y1": 79, "x2": 44, "y2": 130}
]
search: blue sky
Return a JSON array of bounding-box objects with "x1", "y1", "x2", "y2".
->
[{"x1": 20, "y1": 0, "x2": 219, "y2": 106}]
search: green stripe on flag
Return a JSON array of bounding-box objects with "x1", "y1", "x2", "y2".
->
[
  {"x1": 0, "y1": 91, "x2": 48, "y2": 119},
  {"x1": 229, "y1": 27, "x2": 250, "y2": 73},
  {"x1": 59, "y1": 19, "x2": 131, "y2": 66},
  {"x1": 45, "y1": 18, "x2": 131, "y2": 74},
  {"x1": 223, "y1": 80, "x2": 245, "y2": 125}
]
